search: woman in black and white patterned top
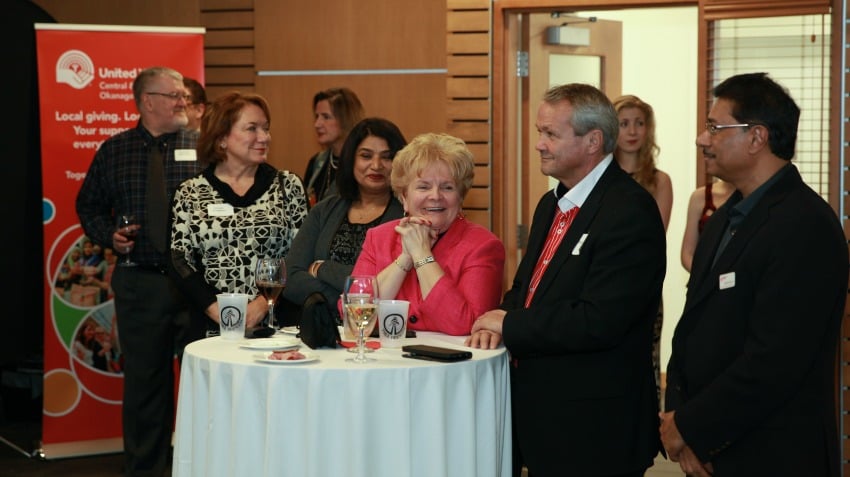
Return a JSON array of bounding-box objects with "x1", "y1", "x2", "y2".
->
[{"x1": 169, "y1": 91, "x2": 308, "y2": 340}]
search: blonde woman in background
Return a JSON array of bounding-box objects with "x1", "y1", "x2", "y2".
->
[
  {"x1": 613, "y1": 94, "x2": 672, "y2": 400},
  {"x1": 613, "y1": 94, "x2": 673, "y2": 228}
]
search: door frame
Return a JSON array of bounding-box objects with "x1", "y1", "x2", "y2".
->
[{"x1": 492, "y1": 0, "x2": 696, "y2": 278}]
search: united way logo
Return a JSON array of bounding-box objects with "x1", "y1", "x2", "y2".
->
[{"x1": 55, "y1": 49, "x2": 95, "y2": 89}]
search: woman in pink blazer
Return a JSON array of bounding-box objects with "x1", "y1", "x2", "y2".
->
[{"x1": 351, "y1": 133, "x2": 505, "y2": 335}]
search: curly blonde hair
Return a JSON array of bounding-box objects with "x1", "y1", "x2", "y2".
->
[
  {"x1": 613, "y1": 95, "x2": 661, "y2": 194},
  {"x1": 390, "y1": 133, "x2": 474, "y2": 200}
]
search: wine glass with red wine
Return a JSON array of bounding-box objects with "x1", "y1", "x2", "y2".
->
[
  {"x1": 116, "y1": 214, "x2": 139, "y2": 267},
  {"x1": 255, "y1": 258, "x2": 287, "y2": 330}
]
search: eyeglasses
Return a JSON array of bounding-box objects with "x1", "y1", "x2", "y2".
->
[
  {"x1": 146, "y1": 91, "x2": 191, "y2": 102},
  {"x1": 705, "y1": 122, "x2": 752, "y2": 136}
]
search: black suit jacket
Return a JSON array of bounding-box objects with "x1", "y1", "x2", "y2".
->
[
  {"x1": 666, "y1": 165, "x2": 848, "y2": 477},
  {"x1": 502, "y1": 160, "x2": 666, "y2": 476}
]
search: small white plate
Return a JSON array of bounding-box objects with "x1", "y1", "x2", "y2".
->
[
  {"x1": 253, "y1": 352, "x2": 318, "y2": 364},
  {"x1": 239, "y1": 337, "x2": 300, "y2": 350},
  {"x1": 280, "y1": 326, "x2": 300, "y2": 335}
]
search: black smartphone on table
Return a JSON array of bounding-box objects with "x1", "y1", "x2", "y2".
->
[
  {"x1": 245, "y1": 326, "x2": 275, "y2": 339},
  {"x1": 402, "y1": 344, "x2": 472, "y2": 362}
]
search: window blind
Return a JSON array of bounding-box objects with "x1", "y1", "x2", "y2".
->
[{"x1": 708, "y1": 14, "x2": 831, "y2": 198}]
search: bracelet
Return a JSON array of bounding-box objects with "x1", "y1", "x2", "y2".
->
[
  {"x1": 310, "y1": 260, "x2": 325, "y2": 277},
  {"x1": 413, "y1": 255, "x2": 435, "y2": 269},
  {"x1": 394, "y1": 257, "x2": 411, "y2": 272}
]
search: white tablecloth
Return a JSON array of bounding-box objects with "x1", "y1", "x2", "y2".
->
[{"x1": 173, "y1": 332, "x2": 511, "y2": 477}]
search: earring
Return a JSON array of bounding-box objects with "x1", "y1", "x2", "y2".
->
[{"x1": 220, "y1": 142, "x2": 226, "y2": 149}]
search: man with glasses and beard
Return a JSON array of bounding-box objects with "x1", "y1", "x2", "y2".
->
[{"x1": 77, "y1": 66, "x2": 202, "y2": 477}]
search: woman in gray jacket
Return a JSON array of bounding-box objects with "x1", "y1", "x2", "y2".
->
[{"x1": 283, "y1": 118, "x2": 406, "y2": 323}]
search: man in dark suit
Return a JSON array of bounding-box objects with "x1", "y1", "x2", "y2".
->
[
  {"x1": 467, "y1": 83, "x2": 666, "y2": 477},
  {"x1": 661, "y1": 73, "x2": 848, "y2": 477}
]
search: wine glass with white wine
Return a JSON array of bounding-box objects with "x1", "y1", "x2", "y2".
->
[
  {"x1": 255, "y1": 257, "x2": 287, "y2": 330},
  {"x1": 343, "y1": 275, "x2": 379, "y2": 363}
]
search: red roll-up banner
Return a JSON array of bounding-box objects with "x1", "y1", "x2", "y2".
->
[{"x1": 35, "y1": 23, "x2": 204, "y2": 459}]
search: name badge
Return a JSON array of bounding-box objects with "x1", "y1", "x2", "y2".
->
[
  {"x1": 208, "y1": 203, "x2": 234, "y2": 216},
  {"x1": 571, "y1": 233, "x2": 588, "y2": 256},
  {"x1": 718, "y1": 272, "x2": 736, "y2": 290},
  {"x1": 174, "y1": 149, "x2": 197, "y2": 162}
]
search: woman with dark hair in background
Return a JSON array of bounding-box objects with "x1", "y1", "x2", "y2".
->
[
  {"x1": 182, "y1": 77, "x2": 207, "y2": 132},
  {"x1": 285, "y1": 117, "x2": 406, "y2": 316},
  {"x1": 303, "y1": 87, "x2": 364, "y2": 206}
]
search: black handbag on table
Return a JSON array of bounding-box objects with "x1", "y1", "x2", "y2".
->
[{"x1": 298, "y1": 292, "x2": 340, "y2": 349}]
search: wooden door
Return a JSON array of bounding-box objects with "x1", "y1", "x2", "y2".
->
[{"x1": 514, "y1": 13, "x2": 622, "y2": 257}]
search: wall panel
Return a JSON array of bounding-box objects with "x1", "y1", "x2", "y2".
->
[
  {"x1": 206, "y1": 85, "x2": 254, "y2": 100},
  {"x1": 205, "y1": 48, "x2": 254, "y2": 65},
  {"x1": 467, "y1": 143, "x2": 490, "y2": 164},
  {"x1": 32, "y1": 0, "x2": 201, "y2": 26},
  {"x1": 447, "y1": 33, "x2": 490, "y2": 53},
  {"x1": 448, "y1": 99, "x2": 490, "y2": 119},
  {"x1": 473, "y1": 165, "x2": 490, "y2": 186},
  {"x1": 447, "y1": 10, "x2": 490, "y2": 31},
  {"x1": 448, "y1": 77, "x2": 490, "y2": 97},
  {"x1": 464, "y1": 188, "x2": 490, "y2": 209},
  {"x1": 447, "y1": 55, "x2": 490, "y2": 75},
  {"x1": 205, "y1": 66, "x2": 255, "y2": 84},
  {"x1": 200, "y1": 11, "x2": 254, "y2": 28},
  {"x1": 199, "y1": 1, "x2": 255, "y2": 97},
  {"x1": 253, "y1": 0, "x2": 448, "y2": 182},
  {"x1": 446, "y1": 0, "x2": 492, "y2": 229},
  {"x1": 257, "y1": 74, "x2": 446, "y2": 176},
  {"x1": 255, "y1": 0, "x2": 445, "y2": 70},
  {"x1": 205, "y1": 29, "x2": 254, "y2": 47},
  {"x1": 447, "y1": 122, "x2": 489, "y2": 142},
  {"x1": 464, "y1": 209, "x2": 489, "y2": 225},
  {"x1": 448, "y1": 0, "x2": 491, "y2": 8},
  {"x1": 201, "y1": 0, "x2": 252, "y2": 8}
]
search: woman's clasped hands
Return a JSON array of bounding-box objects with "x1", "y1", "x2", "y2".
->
[{"x1": 394, "y1": 216, "x2": 438, "y2": 262}]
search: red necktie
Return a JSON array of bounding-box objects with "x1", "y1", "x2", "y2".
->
[{"x1": 524, "y1": 206, "x2": 579, "y2": 307}]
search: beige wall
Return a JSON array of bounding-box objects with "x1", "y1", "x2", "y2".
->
[{"x1": 253, "y1": 0, "x2": 447, "y2": 175}]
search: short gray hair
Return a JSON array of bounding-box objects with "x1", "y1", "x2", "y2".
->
[
  {"x1": 132, "y1": 66, "x2": 184, "y2": 107},
  {"x1": 543, "y1": 83, "x2": 619, "y2": 154}
]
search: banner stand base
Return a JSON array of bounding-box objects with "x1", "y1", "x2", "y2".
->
[
  {"x1": 38, "y1": 437, "x2": 122, "y2": 460},
  {"x1": 0, "y1": 433, "x2": 37, "y2": 458}
]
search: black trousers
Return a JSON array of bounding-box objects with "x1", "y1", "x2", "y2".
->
[{"x1": 112, "y1": 266, "x2": 191, "y2": 477}]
